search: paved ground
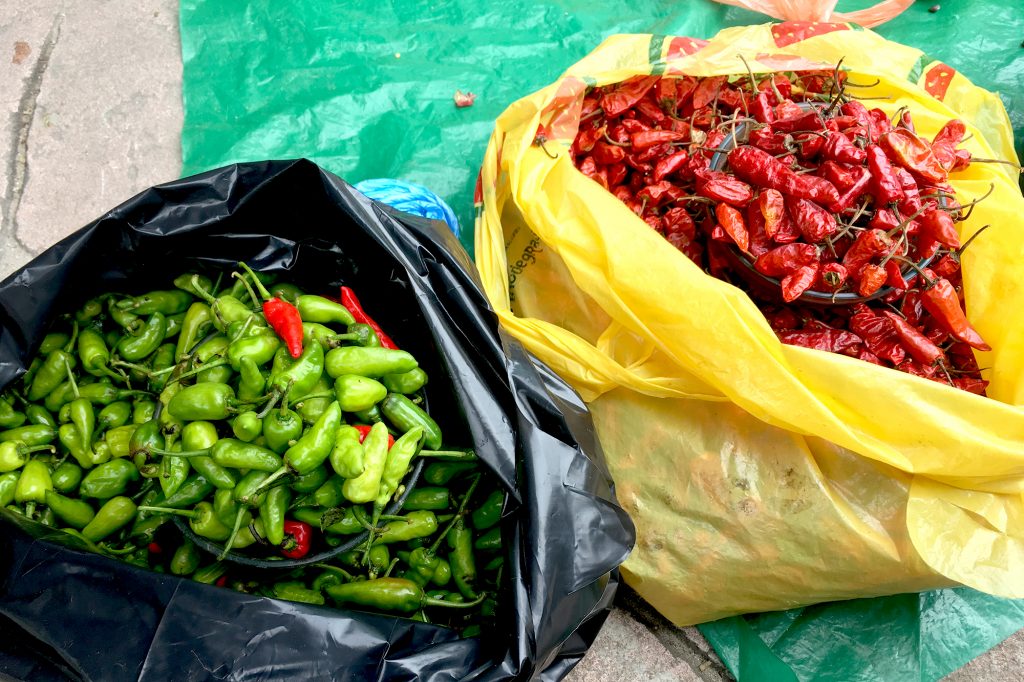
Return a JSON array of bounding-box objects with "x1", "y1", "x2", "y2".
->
[{"x1": 1, "y1": 3, "x2": 1021, "y2": 680}]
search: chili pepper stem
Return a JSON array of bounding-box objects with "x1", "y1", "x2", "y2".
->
[
  {"x1": 428, "y1": 474, "x2": 482, "y2": 555},
  {"x1": 969, "y1": 157, "x2": 1023, "y2": 171},
  {"x1": 383, "y1": 557, "x2": 400, "y2": 578},
  {"x1": 219, "y1": 507, "x2": 248, "y2": 561},
  {"x1": 955, "y1": 225, "x2": 991, "y2": 256},
  {"x1": 312, "y1": 563, "x2": 355, "y2": 581},
  {"x1": 417, "y1": 449, "x2": 479, "y2": 462},
  {"x1": 64, "y1": 358, "x2": 80, "y2": 399},
  {"x1": 236, "y1": 262, "x2": 274, "y2": 301},
  {"x1": 136, "y1": 505, "x2": 200, "y2": 519},
  {"x1": 736, "y1": 54, "x2": 758, "y2": 92},
  {"x1": 255, "y1": 389, "x2": 282, "y2": 419},
  {"x1": 164, "y1": 359, "x2": 231, "y2": 389},
  {"x1": 248, "y1": 466, "x2": 292, "y2": 498},
  {"x1": 189, "y1": 275, "x2": 217, "y2": 305},
  {"x1": 422, "y1": 591, "x2": 488, "y2": 610}
]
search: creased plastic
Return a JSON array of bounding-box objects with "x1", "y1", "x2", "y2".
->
[
  {"x1": 711, "y1": 0, "x2": 913, "y2": 27},
  {"x1": 475, "y1": 26, "x2": 1024, "y2": 628},
  {"x1": 0, "y1": 159, "x2": 634, "y2": 681}
]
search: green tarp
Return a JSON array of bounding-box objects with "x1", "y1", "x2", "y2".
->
[{"x1": 178, "y1": 1, "x2": 1024, "y2": 679}]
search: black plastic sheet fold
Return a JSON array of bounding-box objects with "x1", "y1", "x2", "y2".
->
[{"x1": 0, "y1": 159, "x2": 635, "y2": 681}]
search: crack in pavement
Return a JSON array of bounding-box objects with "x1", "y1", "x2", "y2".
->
[{"x1": 1, "y1": 11, "x2": 64, "y2": 256}]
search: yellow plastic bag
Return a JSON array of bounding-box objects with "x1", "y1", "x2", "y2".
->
[{"x1": 475, "y1": 25, "x2": 1024, "y2": 626}]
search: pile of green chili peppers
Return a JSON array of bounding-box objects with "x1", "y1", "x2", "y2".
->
[{"x1": 0, "y1": 264, "x2": 506, "y2": 633}]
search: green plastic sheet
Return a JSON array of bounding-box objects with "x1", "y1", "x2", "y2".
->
[{"x1": 178, "y1": 1, "x2": 1024, "y2": 679}]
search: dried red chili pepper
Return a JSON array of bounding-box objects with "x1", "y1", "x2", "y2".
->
[
  {"x1": 591, "y1": 141, "x2": 627, "y2": 165},
  {"x1": 694, "y1": 169, "x2": 754, "y2": 207},
  {"x1": 263, "y1": 298, "x2": 304, "y2": 359},
  {"x1": 716, "y1": 87, "x2": 745, "y2": 111},
  {"x1": 758, "y1": 189, "x2": 786, "y2": 240},
  {"x1": 746, "y1": 201, "x2": 772, "y2": 257},
  {"x1": 868, "y1": 109, "x2": 892, "y2": 141},
  {"x1": 340, "y1": 286, "x2": 398, "y2": 350},
  {"x1": 600, "y1": 75, "x2": 660, "y2": 117},
  {"x1": 897, "y1": 359, "x2": 941, "y2": 381},
  {"x1": 653, "y1": 150, "x2": 689, "y2": 182},
  {"x1": 895, "y1": 168, "x2": 922, "y2": 216},
  {"x1": 919, "y1": 268, "x2": 990, "y2": 351},
  {"x1": 884, "y1": 260, "x2": 906, "y2": 289},
  {"x1": 820, "y1": 262, "x2": 849, "y2": 290},
  {"x1": 952, "y1": 377, "x2": 988, "y2": 395},
  {"x1": 777, "y1": 328, "x2": 862, "y2": 353},
  {"x1": 607, "y1": 162, "x2": 629, "y2": 187},
  {"x1": 794, "y1": 133, "x2": 825, "y2": 160},
  {"x1": 857, "y1": 264, "x2": 887, "y2": 297},
  {"x1": 856, "y1": 348, "x2": 884, "y2": 366},
  {"x1": 637, "y1": 181, "x2": 684, "y2": 207},
  {"x1": 664, "y1": 207, "x2": 697, "y2": 240},
  {"x1": 754, "y1": 243, "x2": 820, "y2": 277},
  {"x1": 901, "y1": 290, "x2": 924, "y2": 326},
  {"x1": 822, "y1": 132, "x2": 867, "y2": 165},
  {"x1": 787, "y1": 197, "x2": 837, "y2": 243},
  {"x1": 572, "y1": 125, "x2": 604, "y2": 156},
  {"x1": 280, "y1": 520, "x2": 313, "y2": 559},
  {"x1": 839, "y1": 101, "x2": 872, "y2": 138},
  {"x1": 752, "y1": 92, "x2": 775, "y2": 124},
  {"x1": 919, "y1": 208, "x2": 961, "y2": 249},
  {"x1": 898, "y1": 110, "x2": 916, "y2": 133},
  {"x1": 842, "y1": 228, "x2": 893, "y2": 278},
  {"x1": 931, "y1": 119, "x2": 966, "y2": 171},
  {"x1": 727, "y1": 146, "x2": 840, "y2": 207},
  {"x1": 868, "y1": 208, "x2": 901, "y2": 232},
  {"x1": 881, "y1": 129, "x2": 947, "y2": 184},
  {"x1": 849, "y1": 308, "x2": 906, "y2": 365},
  {"x1": 880, "y1": 311, "x2": 944, "y2": 365},
  {"x1": 749, "y1": 128, "x2": 791, "y2": 156},
  {"x1": 764, "y1": 306, "x2": 801, "y2": 331},
  {"x1": 829, "y1": 168, "x2": 872, "y2": 214},
  {"x1": 635, "y1": 98, "x2": 668, "y2": 127},
  {"x1": 691, "y1": 75, "x2": 727, "y2": 109},
  {"x1": 715, "y1": 203, "x2": 750, "y2": 253},
  {"x1": 866, "y1": 144, "x2": 903, "y2": 205},
  {"x1": 932, "y1": 254, "x2": 959, "y2": 278},
  {"x1": 760, "y1": 74, "x2": 793, "y2": 104},
  {"x1": 818, "y1": 161, "x2": 861, "y2": 193},
  {"x1": 772, "y1": 111, "x2": 823, "y2": 134},
  {"x1": 631, "y1": 129, "x2": 688, "y2": 151},
  {"x1": 781, "y1": 263, "x2": 820, "y2": 302}
]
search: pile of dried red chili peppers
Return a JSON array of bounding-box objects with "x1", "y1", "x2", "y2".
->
[{"x1": 568, "y1": 64, "x2": 998, "y2": 394}]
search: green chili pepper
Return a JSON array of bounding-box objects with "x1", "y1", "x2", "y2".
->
[
  {"x1": 401, "y1": 547, "x2": 450, "y2": 587},
  {"x1": 59, "y1": 423, "x2": 93, "y2": 468},
  {"x1": 196, "y1": 364, "x2": 233, "y2": 385},
  {"x1": 0, "y1": 400, "x2": 27, "y2": 429},
  {"x1": 474, "y1": 527, "x2": 502, "y2": 552},
  {"x1": 80, "y1": 496, "x2": 137, "y2": 542},
  {"x1": 163, "y1": 312, "x2": 187, "y2": 340},
  {"x1": 179, "y1": 422, "x2": 235, "y2": 490},
  {"x1": 162, "y1": 474, "x2": 214, "y2": 509},
  {"x1": 325, "y1": 577, "x2": 484, "y2": 613},
  {"x1": 311, "y1": 476, "x2": 345, "y2": 508},
  {"x1": 77, "y1": 328, "x2": 123, "y2": 380},
  {"x1": 422, "y1": 462, "x2": 476, "y2": 486},
  {"x1": 108, "y1": 297, "x2": 142, "y2": 333},
  {"x1": 97, "y1": 401, "x2": 132, "y2": 432},
  {"x1": 0, "y1": 441, "x2": 52, "y2": 473},
  {"x1": 269, "y1": 339, "x2": 324, "y2": 404},
  {"x1": 167, "y1": 383, "x2": 245, "y2": 421},
  {"x1": 69, "y1": 397, "x2": 96, "y2": 462},
  {"x1": 171, "y1": 539, "x2": 201, "y2": 575},
  {"x1": 227, "y1": 516, "x2": 264, "y2": 552},
  {"x1": 118, "y1": 313, "x2": 167, "y2": 361},
  {"x1": 192, "y1": 562, "x2": 229, "y2": 584},
  {"x1": 139, "y1": 501, "x2": 233, "y2": 542},
  {"x1": 268, "y1": 283, "x2": 304, "y2": 304},
  {"x1": 27, "y1": 327, "x2": 78, "y2": 401},
  {"x1": 213, "y1": 488, "x2": 242, "y2": 525},
  {"x1": 341, "y1": 422, "x2": 389, "y2": 504},
  {"x1": 148, "y1": 343, "x2": 177, "y2": 392},
  {"x1": 367, "y1": 544, "x2": 391, "y2": 576},
  {"x1": 296, "y1": 295, "x2": 356, "y2": 326},
  {"x1": 105, "y1": 424, "x2": 138, "y2": 459},
  {"x1": 382, "y1": 368, "x2": 428, "y2": 395},
  {"x1": 471, "y1": 490, "x2": 504, "y2": 531},
  {"x1": 174, "y1": 272, "x2": 213, "y2": 298},
  {"x1": 272, "y1": 581, "x2": 325, "y2": 605},
  {"x1": 44, "y1": 490, "x2": 95, "y2": 529},
  {"x1": 233, "y1": 470, "x2": 270, "y2": 507},
  {"x1": 448, "y1": 518, "x2": 477, "y2": 599},
  {"x1": 77, "y1": 458, "x2": 138, "y2": 499},
  {"x1": 129, "y1": 419, "x2": 163, "y2": 474},
  {"x1": 260, "y1": 485, "x2": 291, "y2": 545},
  {"x1": 377, "y1": 511, "x2": 439, "y2": 544},
  {"x1": 156, "y1": 438, "x2": 283, "y2": 473},
  {"x1": 117, "y1": 290, "x2": 193, "y2": 316},
  {"x1": 325, "y1": 346, "x2": 418, "y2": 379},
  {"x1": 128, "y1": 489, "x2": 165, "y2": 539},
  {"x1": 0, "y1": 424, "x2": 56, "y2": 447},
  {"x1": 402, "y1": 487, "x2": 451, "y2": 511},
  {"x1": 44, "y1": 382, "x2": 142, "y2": 413},
  {"x1": 160, "y1": 443, "x2": 191, "y2": 498},
  {"x1": 237, "y1": 357, "x2": 266, "y2": 403},
  {"x1": 263, "y1": 408, "x2": 304, "y2": 454},
  {"x1": 292, "y1": 506, "x2": 361, "y2": 535},
  {"x1": 376, "y1": 426, "x2": 423, "y2": 509},
  {"x1": 158, "y1": 383, "x2": 185, "y2": 447},
  {"x1": 51, "y1": 461, "x2": 84, "y2": 493},
  {"x1": 133, "y1": 399, "x2": 156, "y2": 424},
  {"x1": 289, "y1": 464, "x2": 329, "y2": 493},
  {"x1": 302, "y1": 323, "x2": 341, "y2": 349},
  {"x1": 175, "y1": 302, "x2": 215, "y2": 361},
  {"x1": 191, "y1": 278, "x2": 253, "y2": 331},
  {"x1": 0, "y1": 471, "x2": 20, "y2": 506},
  {"x1": 340, "y1": 323, "x2": 381, "y2": 348},
  {"x1": 39, "y1": 332, "x2": 71, "y2": 354},
  {"x1": 381, "y1": 394, "x2": 442, "y2": 450},
  {"x1": 295, "y1": 380, "x2": 333, "y2": 425},
  {"x1": 24, "y1": 405, "x2": 56, "y2": 429},
  {"x1": 194, "y1": 334, "x2": 230, "y2": 365},
  {"x1": 329, "y1": 425, "x2": 364, "y2": 480},
  {"x1": 228, "y1": 334, "x2": 281, "y2": 371},
  {"x1": 232, "y1": 412, "x2": 263, "y2": 442},
  {"x1": 333, "y1": 375, "x2": 387, "y2": 413},
  {"x1": 256, "y1": 402, "x2": 342, "y2": 493}
]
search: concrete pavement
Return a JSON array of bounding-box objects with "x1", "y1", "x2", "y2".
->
[{"x1": 1, "y1": 2, "x2": 1020, "y2": 680}]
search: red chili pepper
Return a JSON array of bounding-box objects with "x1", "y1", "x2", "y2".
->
[
  {"x1": 866, "y1": 144, "x2": 903, "y2": 205},
  {"x1": 839, "y1": 101, "x2": 872, "y2": 138},
  {"x1": 822, "y1": 132, "x2": 867, "y2": 165},
  {"x1": 280, "y1": 520, "x2": 313, "y2": 559},
  {"x1": 148, "y1": 542, "x2": 163, "y2": 554},
  {"x1": 752, "y1": 92, "x2": 775, "y2": 124},
  {"x1": 572, "y1": 125, "x2": 604, "y2": 156},
  {"x1": 951, "y1": 148, "x2": 972, "y2": 171},
  {"x1": 919, "y1": 268, "x2": 990, "y2": 351},
  {"x1": 868, "y1": 208, "x2": 901, "y2": 232},
  {"x1": 637, "y1": 181, "x2": 684, "y2": 207},
  {"x1": 754, "y1": 243, "x2": 820, "y2": 277},
  {"x1": 631, "y1": 129, "x2": 688, "y2": 151},
  {"x1": 760, "y1": 74, "x2": 793, "y2": 104},
  {"x1": 881, "y1": 129, "x2": 947, "y2": 184},
  {"x1": 663, "y1": 207, "x2": 696, "y2": 240},
  {"x1": 932, "y1": 254, "x2": 960, "y2": 278},
  {"x1": 828, "y1": 168, "x2": 872, "y2": 214},
  {"x1": 607, "y1": 162, "x2": 629, "y2": 187},
  {"x1": 691, "y1": 75, "x2": 727, "y2": 109},
  {"x1": 793, "y1": 133, "x2": 825, "y2": 160},
  {"x1": 849, "y1": 307, "x2": 906, "y2": 365},
  {"x1": 781, "y1": 263, "x2": 820, "y2": 302},
  {"x1": 715, "y1": 203, "x2": 749, "y2": 253},
  {"x1": 931, "y1": 119, "x2": 967, "y2": 171},
  {"x1": 897, "y1": 359, "x2": 941, "y2": 381},
  {"x1": 868, "y1": 109, "x2": 892, "y2": 142},
  {"x1": 764, "y1": 306, "x2": 801, "y2": 331},
  {"x1": 591, "y1": 141, "x2": 627, "y2": 165},
  {"x1": 880, "y1": 311, "x2": 944, "y2": 365},
  {"x1": 777, "y1": 328, "x2": 862, "y2": 353},
  {"x1": 857, "y1": 348, "x2": 884, "y2": 366},
  {"x1": 215, "y1": 575, "x2": 229, "y2": 588},
  {"x1": 902, "y1": 290, "x2": 924, "y2": 326},
  {"x1": 758, "y1": 189, "x2": 786, "y2": 240},
  {"x1": 694, "y1": 169, "x2": 754, "y2": 207},
  {"x1": 919, "y1": 208, "x2": 961, "y2": 249},
  {"x1": 745, "y1": 201, "x2": 772, "y2": 257},
  {"x1": 857, "y1": 264, "x2": 887, "y2": 297},
  {"x1": 842, "y1": 228, "x2": 893, "y2": 279},
  {"x1": 353, "y1": 424, "x2": 395, "y2": 449},
  {"x1": 884, "y1": 260, "x2": 906, "y2": 289},
  {"x1": 728, "y1": 146, "x2": 840, "y2": 207},
  {"x1": 898, "y1": 110, "x2": 916, "y2": 134},
  {"x1": 772, "y1": 111, "x2": 823, "y2": 134},
  {"x1": 952, "y1": 377, "x2": 988, "y2": 395},
  {"x1": 340, "y1": 286, "x2": 398, "y2": 350},
  {"x1": 652, "y1": 150, "x2": 689, "y2": 182},
  {"x1": 787, "y1": 197, "x2": 837, "y2": 243},
  {"x1": 895, "y1": 168, "x2": 922, "y2": 216},
  {"x1": 599, "y1": 75, "x2": 660, "y2": 117},
  {"x1": 748, "y1": 128, "x2": 791, "y2": 156},
  {"x1": 820, "y1": 262, "x2": 849, "y2": 290},
  {"x1": 263, "y1": 298, "x2": 304, "y2": 359},
  {"x1": 634, "y1": 98, "x2": 668, "y2": 127}
]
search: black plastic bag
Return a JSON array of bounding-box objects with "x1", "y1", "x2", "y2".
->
[{"x1": 0, "y1": 160, "x2": 635, "y2": 681}]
